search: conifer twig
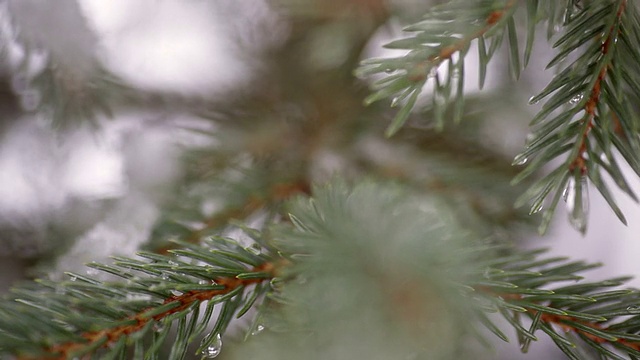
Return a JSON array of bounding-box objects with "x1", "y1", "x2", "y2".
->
[
  {"x1": 406, "y1": 0, "x2": 517, "y2": 83},
  {"x1": 155, "y1": 179, "x2": 310, "y2": 253},
  {"x1": 357, "y1": 0, "x2": 522, "y2": 135},
  {"x1": 19, "y1": 262, "x2": 277, "y2": 360},
  {"x1": 570, "y1": 0, "x2": 627, "y2": 174}
]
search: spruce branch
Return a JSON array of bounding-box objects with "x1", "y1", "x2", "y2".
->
[
  {"x1": 151, "y1": 179, "x2": 311, "y2": 253},
  {"x1": 358, "y1": 0, "x2": 640, "y2": 233},
  {"x1": 355, "y1": 0, "x2": 521, "y2": 135},
  {"x1": 5, "y1": 179, "x2": 640, "y2": 359},
  {"x1": 2, "y1": 0, "x2": 133, "y2": 129},
  {"x1": 514, "y1": 0, "x2": 640, "y2": 234},
  {"x1": 37, "y1": 263, "x2": 272, "y2": 360},
  {"x1": 0, "y1": 236, "x2": 279, "y2": 359},
  {"x1": 218, "y1": 180, "x2": 640, "y2": 360},
  {"x1": 471, "y1": 243, "x2": 640, "y2": 359},
  {"x1": 6, "y1": 1, "x2": 640, "y2": 359}
]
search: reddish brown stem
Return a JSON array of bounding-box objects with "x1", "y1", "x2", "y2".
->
[
  {"x1": 20, "y1": 262, "x2": 277, "y2": 360},
  {"x1": 478, "y1": 284, "x2": 640, "y2": 352},
  {"x1": 408, "y1": 0, "x2": 517, "y2": 82},
  {"x1": 156, "y1": 179, "x2": 311, "y2": 254},
  {"x1": 570, "y1": 0, "x2": 627, "y2": 174}
]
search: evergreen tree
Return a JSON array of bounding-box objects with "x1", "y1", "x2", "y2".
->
[{"x1": 2, "y1": 0, "x2": 640, "y2": 359}]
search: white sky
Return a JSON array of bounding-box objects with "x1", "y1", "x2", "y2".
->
[{"x1": 79, "y1": 0, "x2": 248, "y2": 94}]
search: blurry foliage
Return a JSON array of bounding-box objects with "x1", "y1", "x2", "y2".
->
[{"x1": 1, "y1": 1, "x2": 640, "y2": 360}]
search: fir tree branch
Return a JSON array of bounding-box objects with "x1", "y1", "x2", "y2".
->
[
  {"x1": 152, "y1": 179, "x2": 310, "y2": 253},
  {"x1": 2, "y1": 0, "x2": 132, "y2": 130},
  {"x1": 0, "y1": 235, "x2": 279, "y2": 359},
  {"x1": 357, "y1": 0, "x2": 640, "y2": 234},
  {"x1": 230, "y1": 180, "x2": 640, "y2": 359},
  {"x1": 514, "y1": 0, "x2": 640, "y2": 234},
  {"x1": 471, "y1": 244, "x2": 640, "y2": 359},
  {"x1": 356, "y1": 0, "x2": 521, "y2": 134},
  {"x1": 6, "y1": 179, "x2": 640, "y2": 359},
  {"x1": 569, "y1": 0, "x2": 628, "y2": 175},
  {"x1": 29, "y1": 262, "x2": 276, "y2": 360}
]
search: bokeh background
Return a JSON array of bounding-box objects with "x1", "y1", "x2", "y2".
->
[{"x1": 0, "y1": 1, "x2": 639, "y2": 359}]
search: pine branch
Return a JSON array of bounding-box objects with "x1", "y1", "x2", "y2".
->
[
  {"x1": 0, "y1": 236, "x2": 279, "y2": 359},
  {"x1": 358, "y1": 0, "x2": 640, "y2": 234},
  {"x1": 471, "y1": 243, "x2": 640, "y2": 359},
  {"x1": 5, "y1": 179, "x2": 640, "y2": 359},
  {"x1": 209, "y1": 179, "x2": 640, "y2": 360},
  {"x1": 151, "y1": 179, "x2": 311, "y2": 253},
  {"x1": 355, "y1": 0, "x2": 522, "y2": 134},
  {"x1": 6, "y1": 2, "x2": 640, "y2": 359},
  {"x1": 514, "y1": 0, "x2": 640, "y2": 234},
  {"x1": 2, "y1": 0, "x2": 134, "y2": 129},
  {"x1": 37, "y1": 263, "x2": 272, "y2": 360}
]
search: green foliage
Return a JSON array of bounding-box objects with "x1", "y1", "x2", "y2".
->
[
  {"x1": 357, "y1": 0, "x2": 640, "y2": 234},
  {"x1": 260, "y1": 181, "x2": 640, "y2": 360},
  {"x1": 6, "y1": 180, "x2": 640, "y2": 359},
  {"x1": 515, "y1": 0, "x2": 640, "y2": 234},
  {"x1": 355, "y1": 0, "x2": 527, "y2": 134},
  {"x1": 5, "y1": 0, "x2": 640, "y2": 359},
  {"x1": 0, "y1": 235, "x2": 274, "y2": 359},
  {"x1": 31, "y1": 65, "x2": 130, "y2": 129}
]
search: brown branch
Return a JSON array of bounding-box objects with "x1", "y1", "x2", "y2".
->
[
  {"x1": 407, "y1": 0, "x2": 517, "y2": 82},
  {"x1": 538, "y1": 312, "x2": 640, "y2": 351},
  {"x1": 21, "y1": 262, "x2": 277, "y2": 360},
  {"x1": 190, "y1": 179, "x2": 310, "y2": 236},
  {"x1": 570, "y1": 0, "x2": 627, "y2": 174},
  {"x1": 477, "y1": 285, "x2": 640, "y2": 353},
  {"x1": 155, "y1": 179, "x2": 311, "y2": 254}
]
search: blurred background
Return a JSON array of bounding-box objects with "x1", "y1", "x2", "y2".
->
[{"x1": 0, "y1": 1, "x2": 639, "y2": 359}]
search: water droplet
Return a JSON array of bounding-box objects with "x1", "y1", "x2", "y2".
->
[
  {"x1": 199, "y1": 279, "x2": 210, "y2": 285},
  {"x1": 565, "y1": 176, "x2": 589, "y2": 233},
  {"x1": 627, "y1": 305, "x2": 640, "y2": 314},
  {"x1": 529, "y1": 204, "x2": 543, "y2": 215},
  {"x1": 86, "y1": 268, "x2": 99, "y2": 276},
  {"x1": 246, "y1": 244, "x2": 261, "y2": 255},
  {"x1": 251, "y1": 324, "x2": 265, "y2": 336},
  {"x1": 569, "y1": 93, "x2": 583, "y2": 105},
  {"x1": 384, "y1": 68, "x2": 394, "y2": 74},
  {"x1": 153, "y1": 322, "x2": 165, "y2": 332},
  {"x1": 161, "y1": 273, "x2": 169, "y2": 280},
  {"x1": 201, "y1": 334, "x2": 222, "y2": 359},
  {"x1": 170, "y1": 290, "x2": 183, "y2": 297},
  {"x1": 168, "y1": 260, "x2": 179, "y2": 266},
  {"x1": 525, "y1": 133, "x2": 536, "y2": 146},
  {"x1": 528, "y1": 96, "x2": 540, "y2": 105},
  {"x1": 270, "y1": 278, "x2": 284, "y2": 291},
  {"x1": 390, "y1": 97, "x2": 401, "y2": 108},
  {"x1": 69, "y1": 275, "x2": 77, "y2": 282},
  {"x1": 512, "y1": 154, "x2": 528, "y2": 166}
]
